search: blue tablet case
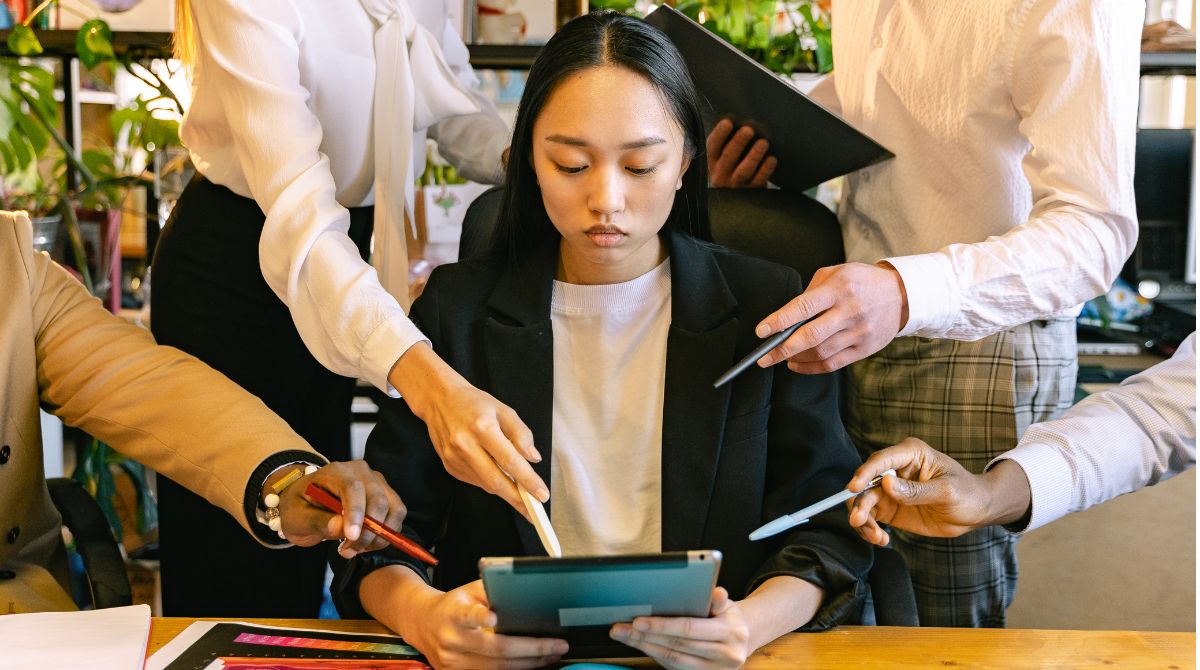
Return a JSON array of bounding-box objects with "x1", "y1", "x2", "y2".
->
[{"x1": 480, "y1": 550, "x2": 722, "y2": 658}]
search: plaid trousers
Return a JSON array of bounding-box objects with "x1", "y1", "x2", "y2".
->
[{"x1": 846, "y1": 319, "x2": 1077, "y2": 627}]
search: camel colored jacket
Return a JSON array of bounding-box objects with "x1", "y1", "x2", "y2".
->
[{"x1": 0, "y1": 211, "x2": 320, "y2": 613}]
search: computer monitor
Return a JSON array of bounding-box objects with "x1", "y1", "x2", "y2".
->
[
  {"x1": 1128, "y1": 128, "x2": 1196, "y2": 301},
  {"x1": 1186, "y1": 134, "x2": 1196, "y2": 284}
]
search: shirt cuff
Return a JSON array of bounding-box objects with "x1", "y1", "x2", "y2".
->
[
  {"x1": 986, "y1": 443, "x2": 1074, "y2": 534},
  {"x1": 882, "y1": 252, "x2": 961, "y2": 338},
  {"x1": 360, "y1": 314, "x2": 431, "y2": 397},
  {"x1": 243, "y1": 449, "x2": 330, "y2": 547}
]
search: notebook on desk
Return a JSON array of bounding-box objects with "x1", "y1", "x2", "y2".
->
[{"x1": 643, "y1": 5, "x2": 893, "y2": 191}]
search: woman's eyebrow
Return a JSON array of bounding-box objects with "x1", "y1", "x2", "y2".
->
[{"x1": 544, "y1": 134, "x2": 667, "y2": 150}]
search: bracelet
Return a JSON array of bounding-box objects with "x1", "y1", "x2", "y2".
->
[{"x1": 257, "y1": 462, "x2": 320, "y2": 540}]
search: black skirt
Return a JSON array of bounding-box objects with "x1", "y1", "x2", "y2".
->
[{"x1": 150, "y1": 174, "x2": 372, "y2": 617}]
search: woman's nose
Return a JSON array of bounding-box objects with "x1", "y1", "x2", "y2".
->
[{"x1": 588, "y1": 168, "x2": 625, "y2": 218}]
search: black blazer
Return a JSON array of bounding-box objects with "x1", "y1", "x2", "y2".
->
[{"x1": 335, "y1": 229, "x2": 871, "y2": 630}]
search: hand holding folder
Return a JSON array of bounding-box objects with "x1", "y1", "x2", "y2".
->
[{"x1": 644, "y1": 6, "x2": 892, "y2": 192}]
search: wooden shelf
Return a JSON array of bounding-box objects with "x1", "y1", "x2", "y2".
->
[
  {"x1": 3, "y1": 30, "x2": 539, "y2": 70},
  {"x1": 0, "y1": 29, "x2": 172, "y2": 58},
  {"x1": 466, "y1": 43, "x2": 541, "y2": 70}
]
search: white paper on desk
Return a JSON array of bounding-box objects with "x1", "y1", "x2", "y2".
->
[{"x1": 0, "y1": 603, "x2": 151, "y2": 670}]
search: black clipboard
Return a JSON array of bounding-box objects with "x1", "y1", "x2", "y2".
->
[{"x1": 643, "y1": 6, "x2": 893, "y2": 191}]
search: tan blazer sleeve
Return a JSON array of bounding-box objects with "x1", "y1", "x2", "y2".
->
[{"x1": 19, "y1": 213, "x2": 321, "y2": 544}]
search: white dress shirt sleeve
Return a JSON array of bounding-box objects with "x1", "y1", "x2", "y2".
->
[
  {"x1": 886, "y1": 0, "x2": 1142, "y2": 340},
  {"x1": 991, "y1": 333, "x2": 1196, "y2": 533},
  {"x1": 189, "y1": 0, "x2": 426, "y2": 393},
  {"x1": 426, "y1": 17, "x2": 510, "y2": 185}
]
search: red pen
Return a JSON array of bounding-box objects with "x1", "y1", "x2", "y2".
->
[{"x1": 305, "y1": 482, "x2": 439, "y2": 566}]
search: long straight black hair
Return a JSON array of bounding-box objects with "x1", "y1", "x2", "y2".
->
[{"x1": 489, "y1": 10, "x2": 712, "y2": 265}]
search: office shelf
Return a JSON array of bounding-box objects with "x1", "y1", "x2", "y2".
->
[{"x1": 1140, "y1": 50, "x2": 1196, "y2": 76}]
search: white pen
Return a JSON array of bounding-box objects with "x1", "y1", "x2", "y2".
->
[
  {"x1": 518, "y1": 482, "x2": 562, "y2": 558},
  {"x1": 749, "y1": 469, "x2": 897, "y2": 541}
]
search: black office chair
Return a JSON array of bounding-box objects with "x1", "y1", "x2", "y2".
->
[
  {"x1": 458, "y1": 187, "x2": 919, "y2": 627},
  {"x1": 47, "y1": 477, "x2": 132, "y2": 609},
  {"x1": 458, "y1": 187, "x2": 845, "y2": 280}
]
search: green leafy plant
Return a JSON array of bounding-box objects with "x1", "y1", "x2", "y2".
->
[
  {"x1": 3, "y1": 2, "x2": 185, "y2": 546},
  {"x1": 590, "y1": 0, "x2": 832, "y2": 74}
]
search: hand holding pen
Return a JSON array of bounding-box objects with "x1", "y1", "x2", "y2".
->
[
  {"x1": 271, "y1": 461, "x2": 407, "y2": 557},
  {"x1": 845, "y1": 438, "x2": 1020, "y2": 547},
  {"x1": 750, "y1": 262, "x2": 909, "y2": 375}
]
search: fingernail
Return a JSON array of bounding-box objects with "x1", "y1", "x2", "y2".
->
[
  {"x1": 891, "y1": 478, "x2": 908, "y2": 495},
  {"x1": 757, "y1": 355, "x2": 771, "y2": 368},
  {"x1": 347, "y1": 524, "x2": 361, "y2": 541},
  {"x1": 536, "y1": 486, "x2": 550, "y2": 502},
  {"x1": 633, "y1": 619, "x2": 649, "y2": 631},
  {"x1": 611, "y1": 628, "x2": 629, "y2": 641},
  {"x1": 756, "y1": 324, "x2": 770, "y2": 337},
  {"x1": 530, "y1": 451, "x2": 543, "y2": 463},
  {"x1": 553, "y1": 642, "x2": 569, "y2": 654}
]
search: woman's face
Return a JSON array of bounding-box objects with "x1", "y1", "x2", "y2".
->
[{"x1": 532, "y1": 65, "x2": 691, "y2": 285}]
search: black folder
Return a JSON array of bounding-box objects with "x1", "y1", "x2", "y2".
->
[{"x1": 644, "y1": 6, "x2": 893, "y2": 191}]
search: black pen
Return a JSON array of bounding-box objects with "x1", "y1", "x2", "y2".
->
[{"x1": 712, "y1": 316, "x2": 813, "y2": 388}]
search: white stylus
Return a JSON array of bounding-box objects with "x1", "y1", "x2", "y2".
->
[
  {"x1": 519, "y1": 483, "x2": 562, "y2": 558},
  {"x1": 749, "y1": 469, "x2": 897, "y2": 541}
]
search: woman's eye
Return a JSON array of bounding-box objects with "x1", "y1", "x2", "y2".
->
[
  {"x1": 555, "y1": 163, "x2": 586, "y2": 174},
  {"x1": 627, "y1": 165, "x2": 658, "y2": 176}
]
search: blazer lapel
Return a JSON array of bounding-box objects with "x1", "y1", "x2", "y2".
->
[
  {"x1": 483, "y1": 243, "x2": 557, "y2": 556},
  {"x1": 661, "y1": 231, "x2": 739, "y2": 552}
]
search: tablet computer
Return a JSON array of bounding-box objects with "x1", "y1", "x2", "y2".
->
[
  {"x1": 480, "y1": 550, "x2": 721, "y2": 658},
  {"x1": 643, "y1": 6, "x2": 893, "y2": 191}
]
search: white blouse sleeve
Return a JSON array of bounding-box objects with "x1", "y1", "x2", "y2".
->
[
  {"x1": 426, "y1": 16, "x2": 511, "y2": 185},
  {"x1": 189, "y1": 0, "x2": 425, "y2": 393},
  {"x1": 994, "y1": 333, "x2": 1196, "y2": 533},
  {"x1": 886, "y1": 0, "x2": 1142, "y2": 340}
]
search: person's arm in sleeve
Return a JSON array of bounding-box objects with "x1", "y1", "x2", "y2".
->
[
  {"x1": 20, "y1": 213, "x2": 403, "y2": 552},
  {"x1": 997, "y1": 332, "x2": 1196, "y2": 532},
  {"x1": 846, "y1": 333, "x2": 1196, "y2": 544},
  {"x1": 755, "y1": 0, "x2": 1143, "y2": 372},
  {"x1": 333, "y1": 275, "x2": 457, "y2": 617},
  {"x1": 189, "y1": 1, "x2": 547, "y2": 511},
  {"x1": 425, "y1": 17, "x2": 510, "y2": 185},
  {"x1": 885, "y1": 0, "x2": 1142, "y2": 339},
  {"x1": 188, "y1": 0, "x2": 423, "y2": 393},
  {"x1": 745, "y1": 273, "x2": 871, "y2": 633}
]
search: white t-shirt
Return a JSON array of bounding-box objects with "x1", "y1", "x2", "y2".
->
[{"x1": 549, "y1": 260, "x2": 672, "y2": 556}]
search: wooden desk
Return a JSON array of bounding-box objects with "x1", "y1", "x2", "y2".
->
[{"x1": 147, "y1": 618, "x2": 1195, "y2": 669}]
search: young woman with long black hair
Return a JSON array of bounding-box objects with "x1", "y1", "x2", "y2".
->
[{"x1": 336, "y1": 12, "x2": 870, "y2": 670}]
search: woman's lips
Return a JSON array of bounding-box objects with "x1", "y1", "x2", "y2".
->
[{"x1": 585, "y1": 226, "x2": 625, "y2": 247}]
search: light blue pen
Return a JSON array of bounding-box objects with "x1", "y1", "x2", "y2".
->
[{"x1": 749, "y1": 469, "x2": 897, "y2": 541}]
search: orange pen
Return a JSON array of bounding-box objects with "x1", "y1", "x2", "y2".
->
[{"x1": 305, "y1": 482, "x2": 439, "y2": 566}]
